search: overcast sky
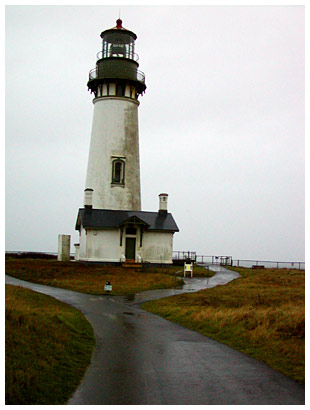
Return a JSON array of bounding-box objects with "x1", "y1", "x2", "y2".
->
[{"x1": 5, "y1": 5, "x2": 305, "y2": 261}]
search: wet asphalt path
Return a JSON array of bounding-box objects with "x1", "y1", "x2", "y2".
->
[{"x1": 5, "y1": 267, "x2": 305, "y2": 405}]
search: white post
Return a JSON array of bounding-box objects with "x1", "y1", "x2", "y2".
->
[
  {"x1": 74, "y1": 243, "x2": 80, "y2": 261},
  {"x1": 58, "y1": 234, "x2": 71, "y2": 261}
]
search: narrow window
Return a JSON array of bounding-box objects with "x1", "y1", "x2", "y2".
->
[
  {"x1": 140, "y1": 229, "x2": 143, "y2": 247},
  {"x1": 114, "y1": 162, "x2": 122, "y2": 182},
  {"x1": 120, "y1": 227, "x2": 123, "y2": 246},
  {"x1": 112, "y1": 159, "x2": 125, "y2": 185},
  {"x1": 116, "y1": 84, "x2": 124, "y2": 97}
]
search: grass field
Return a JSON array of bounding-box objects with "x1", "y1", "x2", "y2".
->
[
  {"x1": 5, "y1": 258, "x2": 212, "y2": 295},
  {"x1": 5, "y1": 285, "x2": 95, "y2": 404},
  {"x1": 142, "y1": 267, "x2": 305, "y2": 385}
]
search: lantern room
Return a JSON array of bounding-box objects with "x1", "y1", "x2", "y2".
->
[
  {"x1": 87, "y1": 19, "x2": 146, "y2": 97},
  {"x1": 100, "y1": 18, "x2": 137, "y2": 60}
]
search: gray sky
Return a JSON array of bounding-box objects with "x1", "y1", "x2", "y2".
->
[{"x1": 5, "y1": 5, "x2": 305, "y2": 261}]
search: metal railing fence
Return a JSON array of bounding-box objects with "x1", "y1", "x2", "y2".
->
[
  {"x1": 6, "y1": 251, "x2": 305, "y2": 270},
  {"x1": 230, "y1": 259, "x2": 305, "y2": 270},
  {"x1": 172, "y1": 251, "x2": 305, "y2": 270}
]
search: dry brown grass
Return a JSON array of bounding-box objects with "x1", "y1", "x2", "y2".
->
[{"x1": 5, "y1": 258, "x2": 185, "y2": 295}]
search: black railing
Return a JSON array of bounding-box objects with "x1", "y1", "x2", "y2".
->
[
  {"x1": 172, "y1": 252, "x2": 305, "y2": 270},
  {"x1": 230, "y1": 259, "x2": 305, "y2": 270},
  {"x1": 88, "y1": 67, "x2": 146, "y2": 84},
  {"x1": 172, "y1": 251, "x2": 197, "y2": 262}
]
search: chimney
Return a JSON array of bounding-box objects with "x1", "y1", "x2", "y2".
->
[
  {"x1": 159, "y1": 193, "x2": 168, "y2": 213},
  {"x1": 84, "y1": 188, "x2": 94, "y2": 208}
]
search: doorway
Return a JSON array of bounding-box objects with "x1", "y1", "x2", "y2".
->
[{"x1": 125, "y1": 237, "x2": 136, "y2": 261}]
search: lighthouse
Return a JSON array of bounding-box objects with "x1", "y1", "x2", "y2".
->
[
  {"x1": 75, "y1": 19, "x2": 179, "y2": 264},
  {"x1": 85, "y1": 18, "x2": 145, "y2": 210}
]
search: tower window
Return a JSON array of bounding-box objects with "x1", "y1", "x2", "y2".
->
[
  {"x1": 112, "y1": 159, "x2": 125, "y2": 185},
  {"x1": 116, "y1": 84, "x2": 125, "y2": 97}
]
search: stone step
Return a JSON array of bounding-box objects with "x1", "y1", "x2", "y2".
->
[{"x1": 122, "y1": 263, "x2": 143, "y2": 269}]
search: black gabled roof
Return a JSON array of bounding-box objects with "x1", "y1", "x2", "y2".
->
[{"x1": 75, "y1": 208, "x2": 179, "y2": 232}]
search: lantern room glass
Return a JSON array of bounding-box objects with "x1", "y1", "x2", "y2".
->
[{"x1": 102, "y1": 32, "x2": 135, "y2": 60}]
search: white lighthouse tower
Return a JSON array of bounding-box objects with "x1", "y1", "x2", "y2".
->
[
  {"x1": 75, "y1": 19, "x2": 179, "y2": 264},
  {"x1": 85, "y1": 18, "x2": 146, "y2": 210}
]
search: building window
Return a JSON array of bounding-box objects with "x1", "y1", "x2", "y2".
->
[
  {"x1": 112, "y1": 158, "x2": 125, "y2": 185},
  {"x1": 126, "y1": 226, "x2": 137, "y2": 235},
  {"x1": 120, "y1": 227, "x2": 123, "y2": 246},
  {"x1": 140, "y1": 229, "x2": 143, "y2": 247}
]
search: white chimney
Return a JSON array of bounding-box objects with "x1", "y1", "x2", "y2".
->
[
  {"x1": 84, "y1": 188, "x2": 94, "y2": 208},
  {"x1": 159, "y1": 193, "x2": 168, "y2": 213}
]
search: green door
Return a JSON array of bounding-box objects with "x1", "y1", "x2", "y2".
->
[{"x1": 125, "y1": 238, "x2": 136, "y2": 260}]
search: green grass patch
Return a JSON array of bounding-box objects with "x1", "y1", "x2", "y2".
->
[
  {"x1": 5, "y1": 259, "x2": 214, "y2": 295},
  {"x1": 5, "y1": 285, "x2": 95, "y2": 404},
  {"x1": 142, "y1": 267, "x2": 305, "y2": 385}
]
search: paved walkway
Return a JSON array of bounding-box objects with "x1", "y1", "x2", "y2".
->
[{"x1": 5, "y1": 267, "x2": 305, "y2": 405}]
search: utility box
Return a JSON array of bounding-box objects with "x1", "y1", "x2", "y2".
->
[
  {"x1": 58, "y1": 234, "x2": 71, "y2": 261},
  {"x1": 104, "y1": 281, "x2": 112, "y2": 292}
]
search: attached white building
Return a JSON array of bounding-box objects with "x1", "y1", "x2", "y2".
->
[{"x1": 75, "y1": 195, "x2": 178, "y2": 264}]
